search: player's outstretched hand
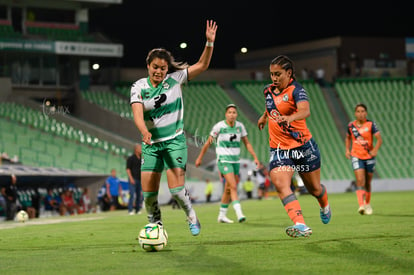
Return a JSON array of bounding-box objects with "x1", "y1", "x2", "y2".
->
[{"x1": 206, "y1": 20, "x2": 217, "y2": 42}]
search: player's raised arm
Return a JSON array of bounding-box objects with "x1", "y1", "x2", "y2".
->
[{"x1": 188, "y1": 20, "x2": 217, "y2": 80}]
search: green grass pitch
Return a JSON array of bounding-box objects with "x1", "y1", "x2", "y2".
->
[{"x1": 0, "y1": 191, "x2": 413, "y2": 274}]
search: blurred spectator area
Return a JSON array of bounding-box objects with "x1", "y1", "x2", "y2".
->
[{"x1": 25, "y1": 20, "x2": 93, "y2": 42}]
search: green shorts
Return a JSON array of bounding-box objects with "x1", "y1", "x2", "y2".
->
[
  {"x1": 141, "y1": 134, "x2": 187, "y2": 172},
  {"x1": 217, "y1": 161, "x2": 240, "y2": 176}
]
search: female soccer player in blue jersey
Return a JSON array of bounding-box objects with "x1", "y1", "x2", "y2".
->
[{"x1": 130, "y1": 20, "x2": 217, "y2": 236}]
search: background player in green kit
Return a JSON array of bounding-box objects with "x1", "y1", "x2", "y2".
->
[
  {"x1": 130, "y1": 20, "x2": 217, "y2": 236},
  {"x1": 196, "y1": 104, "x2": 260, "y2": 223}
]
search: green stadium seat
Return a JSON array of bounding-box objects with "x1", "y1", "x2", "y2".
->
[
  {"x1": 0, "y1": 103, "x2": 129, "y2": 174},
  {"x1": 335, "y1": 78, "x2": 414, "y2": 179}
]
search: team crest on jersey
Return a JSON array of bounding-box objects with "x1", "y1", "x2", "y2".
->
[
  {"x1": 283, "y1": 94, "x2": 289, "y2": 102},
  {"x1": 270, "y1": 109, "x2": 280, "y2": 118},
  {"x1": 274, "y1": 97, "x2": 283, "y2": 105},
  {"x1": 162, "y1": 82, "x2": 170, "y2": 89}
]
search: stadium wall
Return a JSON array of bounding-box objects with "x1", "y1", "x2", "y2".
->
[{"x1": 234, "y1": 36, "x2": 408, "y2": 82}]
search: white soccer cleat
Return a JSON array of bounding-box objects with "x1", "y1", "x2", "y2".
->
[
  {"x1": 358, "y1": 206, "x2": 365, "y2": 215},
  {"x1": 218, "y1": 216, "x2": 234, "y2": 223}
]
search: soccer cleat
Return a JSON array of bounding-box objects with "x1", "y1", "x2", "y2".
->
[
  {"x1": 320, "y1": 205, "x2": 331, "y2": 224},
  {"x1": 364, "y1": 204, "x2": 373, "y2": 215},
  {"x1": 218, "y1": 216, "x2": 234, "y2": 223},
  {"x1": 236, "y1": 211, "x2": 246, "y2": 223},
  {"x1": 358, "y1": 206, "x2": 365, "y2": 215},
  {"x1": 189, "y1": 218, "x2": 201, "y2": 236},
  {"x1": 285, "y1": 223, "x2": 312, "y2": 238}
]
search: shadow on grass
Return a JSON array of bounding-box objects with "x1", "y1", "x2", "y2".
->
[{"x1": 304, "y1": 237, "x2": 413, "y2": 273}]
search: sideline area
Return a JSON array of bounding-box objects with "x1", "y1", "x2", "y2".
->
[{"x1": 0, "y1": 215, "x2": 104, "y2": 230}]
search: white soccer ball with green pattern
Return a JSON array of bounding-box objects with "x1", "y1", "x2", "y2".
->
[
  {"x1": 138, "y1": 223, "x2": 168, "y2": 252},
  {"x1": 16, "y1": 210, "x2": 29, "y2": 222}
]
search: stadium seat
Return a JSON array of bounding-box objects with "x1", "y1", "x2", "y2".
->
[
  {"x1": 0, "y1": 103, "x2": 129, "y2": 178},
  {"x1": 335, "y1": 78, "x2": 414, "y2": 179}
]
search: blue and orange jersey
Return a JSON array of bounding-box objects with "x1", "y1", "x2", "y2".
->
[
  {"x1": 264, "y1": 80, "x2": 312, "y2": 149},
  {"x1": 347, "y1": 119, "x2": 380, "y2": 160}
]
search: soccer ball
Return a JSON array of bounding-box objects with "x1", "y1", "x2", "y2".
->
[
  {"x1": 138, "y1": 223, "x2": 168, "y2": 252},
  {"x1": 16, "y1": 210, "x2": 29, "y2": 222}
]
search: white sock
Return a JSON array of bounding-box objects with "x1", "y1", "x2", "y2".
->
[
  {"x1": 232, "y1": 202, "x2": 244, "y2": 218},
  {"x1": 218, "y1": 205, "x2": 229, "y2": 218},
  {"x1": 144, "y1": 192, "x2": 161, "y2": 223},
  {"x1": 171, "y1": 187, "x2": 196, "y2": 222}
]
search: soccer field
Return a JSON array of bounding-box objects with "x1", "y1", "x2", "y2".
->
[{"x1": 1, "y1": 191, "x2": 413, "y2": 274}]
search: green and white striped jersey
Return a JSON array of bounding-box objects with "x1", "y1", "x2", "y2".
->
[
  {"x1": 130, "y1": 69, "x2": 187, "y2": 143},
  {"x1": 210, "y1": 120, "x2": 248, "y2": 163}
]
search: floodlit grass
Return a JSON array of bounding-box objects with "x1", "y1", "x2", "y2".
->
[{"x1": 0, "y1": 191, "x2": 413, "y2": 274}]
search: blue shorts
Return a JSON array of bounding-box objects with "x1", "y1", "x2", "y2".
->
[
  {"x1": 351, "y1": 157, "x2": 376, "y2": 173},
  {"x1": 269, "y1": 138, "x2": 321, "y2": 173}
]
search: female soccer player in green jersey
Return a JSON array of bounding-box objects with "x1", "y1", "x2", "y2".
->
[
  {"x1": 130, "y1": 20, "x2": 217, "y2": 236},
  {"x1": 195, "y1": 104, "x2": 260, "y2": 223}
]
